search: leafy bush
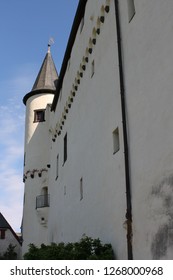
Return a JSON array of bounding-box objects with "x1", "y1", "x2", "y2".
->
[
  {"x1": 24, "y1": 236, "x2": 114, "y2": 260},
  {"x1": 0, "y1": 244, "x2": 17, "y2": 260}
]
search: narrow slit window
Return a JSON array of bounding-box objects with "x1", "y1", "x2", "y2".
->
[
  {"x1": 80, "y1": 177, "x2": 83, "y2": 200},
  {"x1": 91, "y1": 60, "x2": 95, "y2": 78},
  {"x1": 64, "y1": 133, "x2": 67, "y2": 164},
  {"x1": 127, "y1": 0, "x2": 135, "y2": 22},
  {"x1": 113, "y1": 127, "x2": 120, "y2": 154}
]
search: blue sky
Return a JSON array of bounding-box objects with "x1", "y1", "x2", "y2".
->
[{"x1": 0, "y1": 0, "x2": 79, "y2": 232}]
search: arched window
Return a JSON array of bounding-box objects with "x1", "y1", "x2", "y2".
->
[
  {"x1": 42, "y1": 186, "x2": 48, "y2": 196},
  {"x1": 42, "y1": 187, "x2": 49, "y2": 207}
]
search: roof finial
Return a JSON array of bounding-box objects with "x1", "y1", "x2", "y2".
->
[{"x1": 48, "y1": 37, "x2": 54, "y2": 53}]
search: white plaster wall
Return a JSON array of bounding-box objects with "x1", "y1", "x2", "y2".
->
[
  {"x1": 0, "y1": 229, "x2": 21, "y2": 259},
  {"x1": 22, "y1": 94, "x2": 53, "y2": 255},
  {"x1": 119, "y1": 0, "x2": 173, "y2": 259},
  {"x1": 24, "y1": 94, "x2": 53, "y2": 170},
  {"x1": 48, "y1": 0, "x2": 127, "y2": 259},
  {"x1": 22, "y1": 0, "x2": 173, "y2": 260},
  {"x1": 22, "y1": 176, "x2": 50, "y2": 255}
]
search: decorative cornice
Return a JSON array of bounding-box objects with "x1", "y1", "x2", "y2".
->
[
  {"x1": 23, "y1": 168, "x2": 48, "y2": 182},
  {"x1": 50, "y1": 0, "x2": 110, "y2": 143}
]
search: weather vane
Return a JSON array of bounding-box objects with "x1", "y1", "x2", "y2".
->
[
  {"x1": 48, "y1": 37, "x2": 54, "y2": 52},
  {"x1": 48, "y1": 37, "x2": 54, "y2": 47}
]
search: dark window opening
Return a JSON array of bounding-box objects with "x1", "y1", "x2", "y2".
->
[
  {"x1": 80, "y1": 177, "x2": 83, "y2": 200},
  {"x1": 113, "y1": 127, "x2": 120, "y2": 154},
  {"x1": 91, "y1": 60, "x2": 95, "y2": 77},
  {"x1": 64, "y1": 133, "x2": 67, "y2": 164},
  {"x1": 34, "y1": 110, "x2": 45, "y2": 122},
  {"x1": 36, "y1": 187, "x2": 50, "y2": 209},
  {"x1": 0, "y1": 229, "x2": 6, "y2": 239}
]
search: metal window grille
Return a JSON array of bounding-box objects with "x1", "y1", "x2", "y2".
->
[{"x1": 36, "y1": 194, "x2": 50, "y2": 209}]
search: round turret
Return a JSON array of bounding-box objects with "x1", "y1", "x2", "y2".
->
[{"x1": 22, "y1": 46, "x2": 58, "y2": 255}]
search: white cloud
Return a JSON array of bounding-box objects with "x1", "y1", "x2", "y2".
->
[
  {"x1": 0, "y1": 64, "x2": 36, "y2": 232},
  {"x1": 0, "y1": 166, "x2": 24, "y2": 232}
]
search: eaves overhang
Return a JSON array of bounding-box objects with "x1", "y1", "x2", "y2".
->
[
  {"x1": 23, "y1": 89, "x2": 55, "y2": 105},
  {"x1": 51, "y1": 0, "x2": 88, "y2": 111}
]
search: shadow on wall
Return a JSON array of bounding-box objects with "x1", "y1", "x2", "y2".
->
[{"x1": 150, "y1": 174, "x2": 173, "y2": 259}]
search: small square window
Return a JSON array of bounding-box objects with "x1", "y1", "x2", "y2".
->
[
  {"x1": 113, "y1": 127, "x2": 120, "y2": 154},
  {"x1": 0, "y1": 229, "x2": 6, "y2": 239},
  {"x1": 34, "y1": 110, "x2": 45, "y2": 122}
]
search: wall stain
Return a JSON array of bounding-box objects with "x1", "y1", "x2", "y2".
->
[{"x1": 150, "y1": 174, "x2": 173, "y2": 259}]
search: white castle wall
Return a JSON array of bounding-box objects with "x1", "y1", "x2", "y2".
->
[
  {"x1": 22, "y1": 0, "x2": 173, "y2": 259},
  {"x1": 118, "y1": 0, "x2": 173, "y2": 259},
  {"x1": 48, "y1": 0, "x2": 127, "y2": 259}
]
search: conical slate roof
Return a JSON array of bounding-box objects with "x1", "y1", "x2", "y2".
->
[
  {"x1": 32, "y1": 47, "x2": 58, "y2": 91},
  {"x1": 23, "y1": 46, "x2": 58, "y2": 105}
]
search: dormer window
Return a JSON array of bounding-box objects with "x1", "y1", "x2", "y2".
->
[{"x1": 34, "y1": 109, "x2": 45, "y2": 122}]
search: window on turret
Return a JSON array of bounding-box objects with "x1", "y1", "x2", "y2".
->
[{"x1": 34, "y1": 109, "x2": 45, "y2": 122}]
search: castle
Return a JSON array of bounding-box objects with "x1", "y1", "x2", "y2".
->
[{"x1": 22, "y1": 0, "x2": 173, "y2": 259}]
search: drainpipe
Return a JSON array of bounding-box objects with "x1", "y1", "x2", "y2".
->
[{"x1": 114, "y1": 0, "x2": 133, "y2": 260}]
